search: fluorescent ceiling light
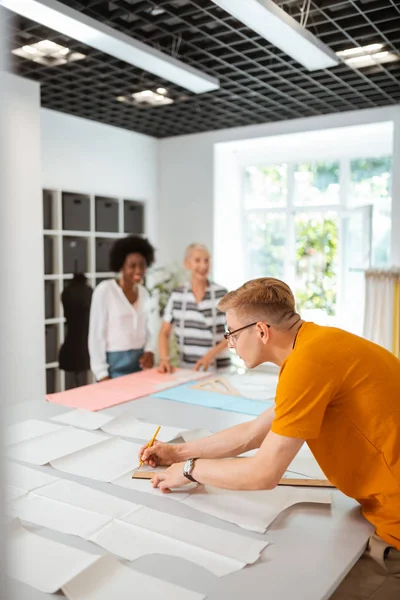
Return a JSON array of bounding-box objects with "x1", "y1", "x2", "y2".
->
[
  {"x1": 336, "y1": 44, "x2": 399, "y2": 68},
  {"x1": 0, "y1": 0, "x2": 219, "y2": 93},
  {"x1": 211, "y1": 0, "x2": 339, "y2": 71},
  {"x1": 337, "y1": 43, "x2": 384, "y2": 58},
  {"x1": 12, "y1": 39, "x2": 85, "y2": 66}
]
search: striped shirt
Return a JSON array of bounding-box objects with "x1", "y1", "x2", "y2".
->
[{"x1": 163, "y1": 282, "x2": 231, "y2": 369}]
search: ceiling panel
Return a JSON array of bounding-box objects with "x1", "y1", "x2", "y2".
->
[{"x1": 4, "y1": 0, "x2": 400, "y2": 137}]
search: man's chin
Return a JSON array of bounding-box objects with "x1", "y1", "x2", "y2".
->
[{"x1": 243, "y1": 358, "x2": 261, "y2": 369}]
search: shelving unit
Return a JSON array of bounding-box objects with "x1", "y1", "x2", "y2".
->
[{"x1": 43, "y1": 189, "x2": 145, "y2": 393}]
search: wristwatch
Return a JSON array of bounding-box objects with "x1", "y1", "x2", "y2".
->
[{"x1": 183, "y1": 458, "x2": 198, "y2": 483}]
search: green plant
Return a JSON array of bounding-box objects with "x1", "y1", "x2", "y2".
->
[
  {"x1": 146, "y1": 262, "x2": 187, "y2": 366},
  {"x1": 295, "y1": 216, "x2": 338, "y2": 316},
  {"x1": 147, "y1": 262, "x2": 187, "y2": 317}
]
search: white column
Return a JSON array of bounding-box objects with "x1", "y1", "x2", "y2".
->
[
  {"x1": 0, "y1": 8, "x2": 10, "y2": 597},
  {"x1": 391, "y1": 109, "x2": 400, "y2": 267},
  {"x1": 0, "y1": 71, "x2": 45, "y2": 405}
]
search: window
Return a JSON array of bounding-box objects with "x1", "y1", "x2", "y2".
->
[
  {"x1": 349, "y1": 157, "x2": 392, "y2": 267},
  {"x1": 242, "y1": 157, "x2": 392, "y2": 331}
]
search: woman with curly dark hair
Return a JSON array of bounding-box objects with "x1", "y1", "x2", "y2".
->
[{"x1": 88, "y1": 235, "x2": 156, "y2": 380}]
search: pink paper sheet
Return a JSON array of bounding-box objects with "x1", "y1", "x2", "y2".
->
[{"x1": 46, "y1": 369, "x2": 210, "y2": 411}]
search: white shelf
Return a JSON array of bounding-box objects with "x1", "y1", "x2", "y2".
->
[
  {"x1": 44, "y1": 230, "x2": 126, "y2": 238},
  {"x1": 44, "y1": 274, "x2": 61, "y2": 281},
  {"x1": 94, "y1": 232, "x2": 126, "y2": 238},
  {"x1": 45, "y1": 317, "x2": 65, "y2": 325},
  {"x1": 43, "y1": 189, "x2": 145, "y2": 394},
  {"x1": 44, "y1": 273, "x2": 115, "y2": 280}
]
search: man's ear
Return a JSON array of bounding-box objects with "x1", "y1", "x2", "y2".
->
[{"x1": 257, "y1": 322, "x2": 270, "y2": 344}]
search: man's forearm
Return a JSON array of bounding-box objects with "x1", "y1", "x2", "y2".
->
[
  {"x1": 175, "y1": 407, "x2": 275, "y2": 461},
  {"x1": 190, "y1": 456, "x2": 271, "y2": 490},
  {"x1": 188, "y1": 431, "x2": 304, "y2": 491}
]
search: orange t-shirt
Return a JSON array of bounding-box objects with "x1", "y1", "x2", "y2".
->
[{"x1": 271, "y1": 322, "x2": 400, "y2": 550}]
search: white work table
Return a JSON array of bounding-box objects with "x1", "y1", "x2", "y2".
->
[{"x1": 6, "y1": 388, "x2": 373, "y2": 600}]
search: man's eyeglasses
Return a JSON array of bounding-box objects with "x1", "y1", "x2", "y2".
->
[{"x1": 224, "y1": 321, "x2": 270, "y2": 347}]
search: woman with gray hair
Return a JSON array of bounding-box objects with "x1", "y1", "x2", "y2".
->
[{"x1": 158, "y1": 243, "x2": 230, "y2": 372}]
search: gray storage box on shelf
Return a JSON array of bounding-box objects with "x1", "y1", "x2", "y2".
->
[
  {"x1": 95, "y1": 197, "x2": 119, "y2": 232},
  {"x1": 43, "y1": 191, "x2": 53, "y2": 230},
  {"x1": 44, "y1": 236, "x2": 54, "y2": 275},
  {"x1": 45, "y1": 324, "x2": 58, "y2": 364},
  {"x1": 124, "y1": 200, "x2": 144, "y2": 234},
  {"x1": 44, "y1": 281, "x2": 55, "y2": 319},
  {"x1": 63, "y1": 237, "x2": 88, "y2": 274},
  {"x1": 46, "y1": 369, "x2": 56, "y2": 394},
  {"x1": 96, "y1": 238, "x2": 114, "y2": 272},
  {"x1": 62, "y1": 193, "x2": 90, "y2": 231}
]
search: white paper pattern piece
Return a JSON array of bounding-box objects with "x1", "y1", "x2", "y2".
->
[
  {"x1": 102, "y1": 414, "x2": 212, "y2": 444},
  {"x1": 34, "y1": 478, "x2": 139, "y2": 519},
  {"x1": 223, "y1": 373, "x2": 277, "y2": 401},
  {"x1": 8, "y1": 519, "x2": 100, "y2": 594},
  {"x1": 63, "y1": 553, "x2": 205, "y2": 600},
  {"x1": 8, "y1": 493, "x2": 112, "y2": 539},
  {"x1": 125, "y1": 506, "x2": 268, "y2": 568},
  {"x1": 5, "y1": 419, "x2": 64, "y2": 446},
  {"x1": 7, "y1": 427, "x2": 108, "y2": 466},
  {"x1": 102, "y1": 415, "x2": 186, "y2": 441},
  {"x1": 87, "y1": 517, "x2": 253, "y2": 577},
  {"x1": 182, "y1": 485, "x2": 331, "y2": 533},
  {"x1": 8, "y1": 473, "x2": 266, "y2": 578},
  {"x1": 5, "y1": 485, "x2": 27, "y2": 503},
  {"x1": 6, "y1": 462, "x2": 59, "y2": 491},
  {"x1": 52, "y1": 409, "x2": 115, "y2": 431},
  {"x1": 51, "y1": 437, "x2": 142, "y2": 482}
]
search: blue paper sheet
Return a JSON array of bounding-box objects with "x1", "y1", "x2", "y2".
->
[{"x1": 151, "y1": 382, "x2": 274, "y2": 416}]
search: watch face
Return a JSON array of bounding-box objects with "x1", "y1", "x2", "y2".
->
[{"x1": 183, "y1": 459, "x2": 193, "y2": 477}]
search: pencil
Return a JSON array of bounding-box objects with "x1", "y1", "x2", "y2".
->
[{"x1": 134, "y1": 425, "x2": 161, "y2": 474}]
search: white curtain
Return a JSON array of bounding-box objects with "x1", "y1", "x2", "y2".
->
[{"x1": 363, "y1": 269, "x2": 400, "y2": 354}]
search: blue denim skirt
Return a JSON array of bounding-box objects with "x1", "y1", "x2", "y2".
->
[{"x1": 106, "y1": 349, "x2": 144, "y2": 379}]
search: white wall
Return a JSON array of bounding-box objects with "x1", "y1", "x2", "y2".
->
[
  {"x1": 158, "y1": 105, "x2": 400, "y2": 271},
  {"x1": 41, "y1": 109, "x2": 159, "y2": 244}
]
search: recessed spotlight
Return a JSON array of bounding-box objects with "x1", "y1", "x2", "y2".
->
[
  {"x1": 149, "y1": 6, "x2": 165, "y2": 16},
  {"x1": 117, "y1": 90, "x2": 174, "y2": 107},
  {"x1": 134, "y1": 90, "x2": 153, "y2": 98},
  {"x1": 12, "y1": 39, "x2": 85, "y2": 66},
  {"x1": 156, "y1": 87, "x2": 167, "y2": 95},
  {"x1": 336, "y1": 44, "x2": 399, "y2": 68},
  {"x1": 22, "y1": 44, "x2": 37, "y2": 55},
  {"x1": 36, "y1": 39, "x2": 59, "y2": 52},
  {"x1": 132, "y1": 89, "x2": 173, "y2": 106}
]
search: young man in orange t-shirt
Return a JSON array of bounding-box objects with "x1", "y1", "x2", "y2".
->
[{"x1": 139, "y1": 277, "x2": 400, "y2": 596}]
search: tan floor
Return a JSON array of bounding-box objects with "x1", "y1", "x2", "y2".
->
[{"x1": 330, "y1": 547, "x2": 400, "y2": 600}]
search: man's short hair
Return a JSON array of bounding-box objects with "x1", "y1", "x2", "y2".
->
[{"x1": 218, "y1": 278, "x2": 299, "y2": 328}]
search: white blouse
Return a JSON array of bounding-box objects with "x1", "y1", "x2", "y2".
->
[{"x1": 88, "y1": 279, "x2": 153, "y2": 380}]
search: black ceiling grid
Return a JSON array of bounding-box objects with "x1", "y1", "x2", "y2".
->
[{"x1": 5, "y1": 0, "x2": 400, "y2": 138}]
